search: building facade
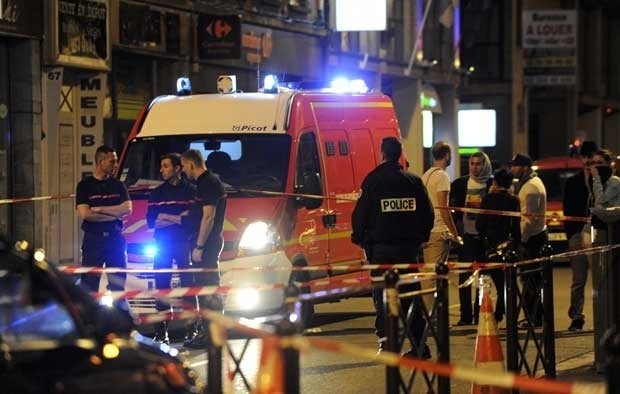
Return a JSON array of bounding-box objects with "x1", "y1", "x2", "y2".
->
[
  {"x1": 460, "y1": 0, "x2": 620, "y2": 166},
  {"x1": 3, "y1": 0, "x2": 463, "y2": 263}
]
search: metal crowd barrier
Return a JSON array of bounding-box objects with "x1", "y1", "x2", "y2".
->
[{"x1": 64, "y1": 245, "x2": 619, "y2": 394}]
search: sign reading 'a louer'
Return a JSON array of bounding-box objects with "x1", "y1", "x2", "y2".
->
[{"x1": 522, "y1": 10, "x2": 576, "y2": 49}]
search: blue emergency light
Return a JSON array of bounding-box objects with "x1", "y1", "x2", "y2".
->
[
  {"x1": 328, "y1": 77, "x2": 368, "y2": 93},
  {"x1": 176, "y1": 77, "x2": 191, "y2": 96},
  {"x1": 263, "y1": 74, "x2": 279, "y2": 93}
]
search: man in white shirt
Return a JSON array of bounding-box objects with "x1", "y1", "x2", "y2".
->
[
  {"x1": 421, "y1": 141, "x2": 461, "y2": 310},
  {"x1": 510, "y1": 153, "x2": 548, "y2": 328}
]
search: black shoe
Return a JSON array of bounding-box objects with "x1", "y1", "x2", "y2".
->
[
  {"x1": 455, "y1": 319, "x2": 474, "y2": 326},
  {"x1": 182, "y1": 321, "x2": 201, "y2": 348},
  {"x1": 376, "y1": 337, "x2": 387, "y2": 355},
  {"x1": 153, "y1": 321, "x2": 169, "y2": 345},
  {"x1": 568, "y1": 318, "x2": 585, "y2": 331},
  {"x1": 403, "y1": 344, "x2": 432, "y2": 359},
  {"x1": 183, "y1": 331, "x2": 208, "y2": 349},
  {"x1": 494, "y1": 313, "x2": 504, "y2": 323}
]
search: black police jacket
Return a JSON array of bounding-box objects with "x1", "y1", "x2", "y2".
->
[{"x1": 351, "y1": 161, "x2": 434, "y2": 247}]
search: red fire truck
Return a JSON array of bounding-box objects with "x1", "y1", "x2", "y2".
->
[{"x1": 115, "y1": 77, "x2": 410, "y2": 322}]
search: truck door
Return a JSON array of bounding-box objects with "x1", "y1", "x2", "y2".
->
[
  {"x1": 292, "y1": 132, "x2": 329, "y2": 275},
  {"x1": 319, "y1": 129, "x2": 366, "y2": 266}
]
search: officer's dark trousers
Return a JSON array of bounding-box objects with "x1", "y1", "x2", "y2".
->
[
  {"x1": 370, "y1": 243, "x2": 425, "y2": 346},
  {"x1": 191, "y1": 235, "x2": 223, "y2": 310},
  {"x1": 81, "y1": 232, "x2": 127, "y2": 293},
  {"x1": 521, "y1": 230, "x2": 548, "y2": 325},
  {"x1": 154, "y1": 237, "x2": 191, "y2": 311}
]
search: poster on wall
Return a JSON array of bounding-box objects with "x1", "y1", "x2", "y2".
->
[
  {"x1": 56, "y1": 0, "x2": 110, "y2": 70},
  {"x1": 0, "y1": 0, "x2": 43, "y2": 38},
  {"x1": 522, "y1": 9, "x2": 576, "y2": 86}
]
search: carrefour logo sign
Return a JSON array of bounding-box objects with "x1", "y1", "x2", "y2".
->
[{"x1": 232, "y1": 125, "x2": 268, "y2": 132}]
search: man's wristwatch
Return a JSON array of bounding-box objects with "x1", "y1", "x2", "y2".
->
[{"x1": 194, "y1": 244, "x2": 205, "y2": 250}]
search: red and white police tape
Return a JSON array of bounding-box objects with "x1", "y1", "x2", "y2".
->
[
  {"x1": 139, "y1": 301, "x2": 605, "y2": 394},
  {"x1": 0, "y1": 189, "x2": 590, "y2": 223}
]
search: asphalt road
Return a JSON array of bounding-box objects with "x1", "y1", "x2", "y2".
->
[{"x1": 171, "y1": 266, "x2": 607, "y2": 394}]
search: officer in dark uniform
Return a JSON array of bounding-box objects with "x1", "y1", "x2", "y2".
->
[
  {"x1": 181, "y1": 149, "x2": 228, "y2": 348},
  {"x1": 146, "y1": 153, "x2": 196, "y2": 343},
  {"x1": 76, "y1": 145, "x2": 132, "y2": 294},
  {"x1": 352, "y1": 137, "x2": 434, "y2": 355}
]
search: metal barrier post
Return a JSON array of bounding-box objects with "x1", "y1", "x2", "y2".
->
[
  {"x1": 504, "y1": 251, "x2": 519, "y2": 383},
  {"x1": 541, "y1": 252, "x2": 556, "y2": 377},
  {"x1": 205, "y1": 295, "x2": 223, "y2": 394},
  {"x1": 591, "y1": 209, "x2": 620, "y2": 372},
  {"x1": 435, "y1": 260, "x2": 450, "y2": 394},
  {"x1": 277, "y1": 319, "x2": 301, "y2": 394},
  {"x1": 602, "y1": 325, "x2": 620, "y2": 394},
  {"x1": 384, "y1": 269, "x2": 400, "y2": 394}
]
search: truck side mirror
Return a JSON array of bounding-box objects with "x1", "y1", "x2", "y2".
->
[{"x1": 295, "y1": 172, "x2": 323, "y2": 210}]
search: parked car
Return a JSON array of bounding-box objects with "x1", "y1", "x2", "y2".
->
[
  {"x1": 533, "y1": 156, "x2": 583, "y2": 255},
  {"x1": 0, "y1": 236, "x2": 202, "y2": 394}
]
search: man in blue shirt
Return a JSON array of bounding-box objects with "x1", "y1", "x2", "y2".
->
[
  {"x1": 146, "y1": 153, "x2": 196, "y2": 343},
  {"x1": 76, "y1": 145, "x2": 132, "y2": 294}
]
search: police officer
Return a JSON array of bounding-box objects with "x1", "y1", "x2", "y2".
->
[
  {"x1": 76, "y1": 145, "x2": 132, "y2": 294},
  {"x1": 352, "y1": 137, "x2": 434, "y2": 355}
]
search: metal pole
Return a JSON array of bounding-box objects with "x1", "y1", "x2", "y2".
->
[
  {"x1": 384, "y1": 269, "x2": 400, "y2": 394},
  {"x1": 504, "y1": 250, "x2": 520, "y2": 385},
  {"x1": 435, "y1": 260, "x2": 450, "y2": 394},
  {"x1": 405, "y1": 0, "x2": 435, "y2": 76},
  {"x1": 602, "y1": 325, "x2": 620, "y2": 394},
  {"x1": 541, "y1": 254, "x2": 556, "y2": 377},
  {"x1": 278, "y1": 319, "x2": 301, "y2": 394},
  {"x1": 205, "y1": 295, "x2": 223, "y2": 394}
]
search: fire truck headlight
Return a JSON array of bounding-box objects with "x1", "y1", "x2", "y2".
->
[
  {"x1": 143, "y1": 244, "x2": 158, "y2": 258},
  {"x1": 238, "y1": 221, "x2": 279, "y2": 255},
  {"x1": 230, "y1": 288, "x2": 260, "y2": 310}
]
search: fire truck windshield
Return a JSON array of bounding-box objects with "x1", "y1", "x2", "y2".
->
[{"x1": 119, "y1": 134, "x2": 291, "y2": 195}]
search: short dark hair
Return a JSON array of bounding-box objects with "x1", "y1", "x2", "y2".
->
[
  {"x1": 580, "y1": 141, "x2": 598, "y2": 158},
  {"x1": 95, "y1": 145, "x2": 115, "y2": 163},
  {"x1": 431, "y1": 141, "x2": 451, "y2": 160},
  {"x1": 181, "y1": 149, "x2": 205, "y2": 167},
  {"x1": 594, "y1": 149, "x2": 613, "y2": 164},
  {"x1": 381, "y1": 137, "x2": 402, "y2": 162},
  {"x1": 493, "y1": 168, "x2": 514, "y2": 188},
  {"x1": 161, "y1": 153, "x2": 182, "y2": 167}
]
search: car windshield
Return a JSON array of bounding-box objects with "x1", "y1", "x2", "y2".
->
[
  {"x1": 537, "y1": 168, "x2": 581, "y2": 202},
  {"x1": 119, "y1": 134, "x2": 291, "y2": 195},
  {"x1": 0, "y1": 272, "x2": 77, "y2": 348}
]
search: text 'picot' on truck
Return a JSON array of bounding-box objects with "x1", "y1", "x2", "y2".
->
[{"x1": 116, "y1": 75, "x2": 410, "y2": 326}]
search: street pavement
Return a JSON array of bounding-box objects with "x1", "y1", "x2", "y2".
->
[{"x1": 175, "y1": 266, "x2": 608, "y2": 394}]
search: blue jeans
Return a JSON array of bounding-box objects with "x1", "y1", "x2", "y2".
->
[{"x1": 568, "y1": 232, "x2": 588, "y2": 320}]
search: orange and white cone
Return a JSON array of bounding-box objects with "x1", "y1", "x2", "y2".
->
[
  {"x1": 253, "y1": 336, "x2": 285, "y2": 394},
  {"x1": 471, "y1": 275, "x2": 508, "y2": 394}
]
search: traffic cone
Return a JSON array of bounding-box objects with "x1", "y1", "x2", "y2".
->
[
  {"x1": 253, "y1": 336, "x2": 285, "y2": 394},
  {"x1": 471, "y1": 275, "x2": 508, "y2": 394}
]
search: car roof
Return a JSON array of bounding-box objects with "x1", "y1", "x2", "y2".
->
[{"x1": 533, "y1": 156, "x2": 583, "y2": 170}]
